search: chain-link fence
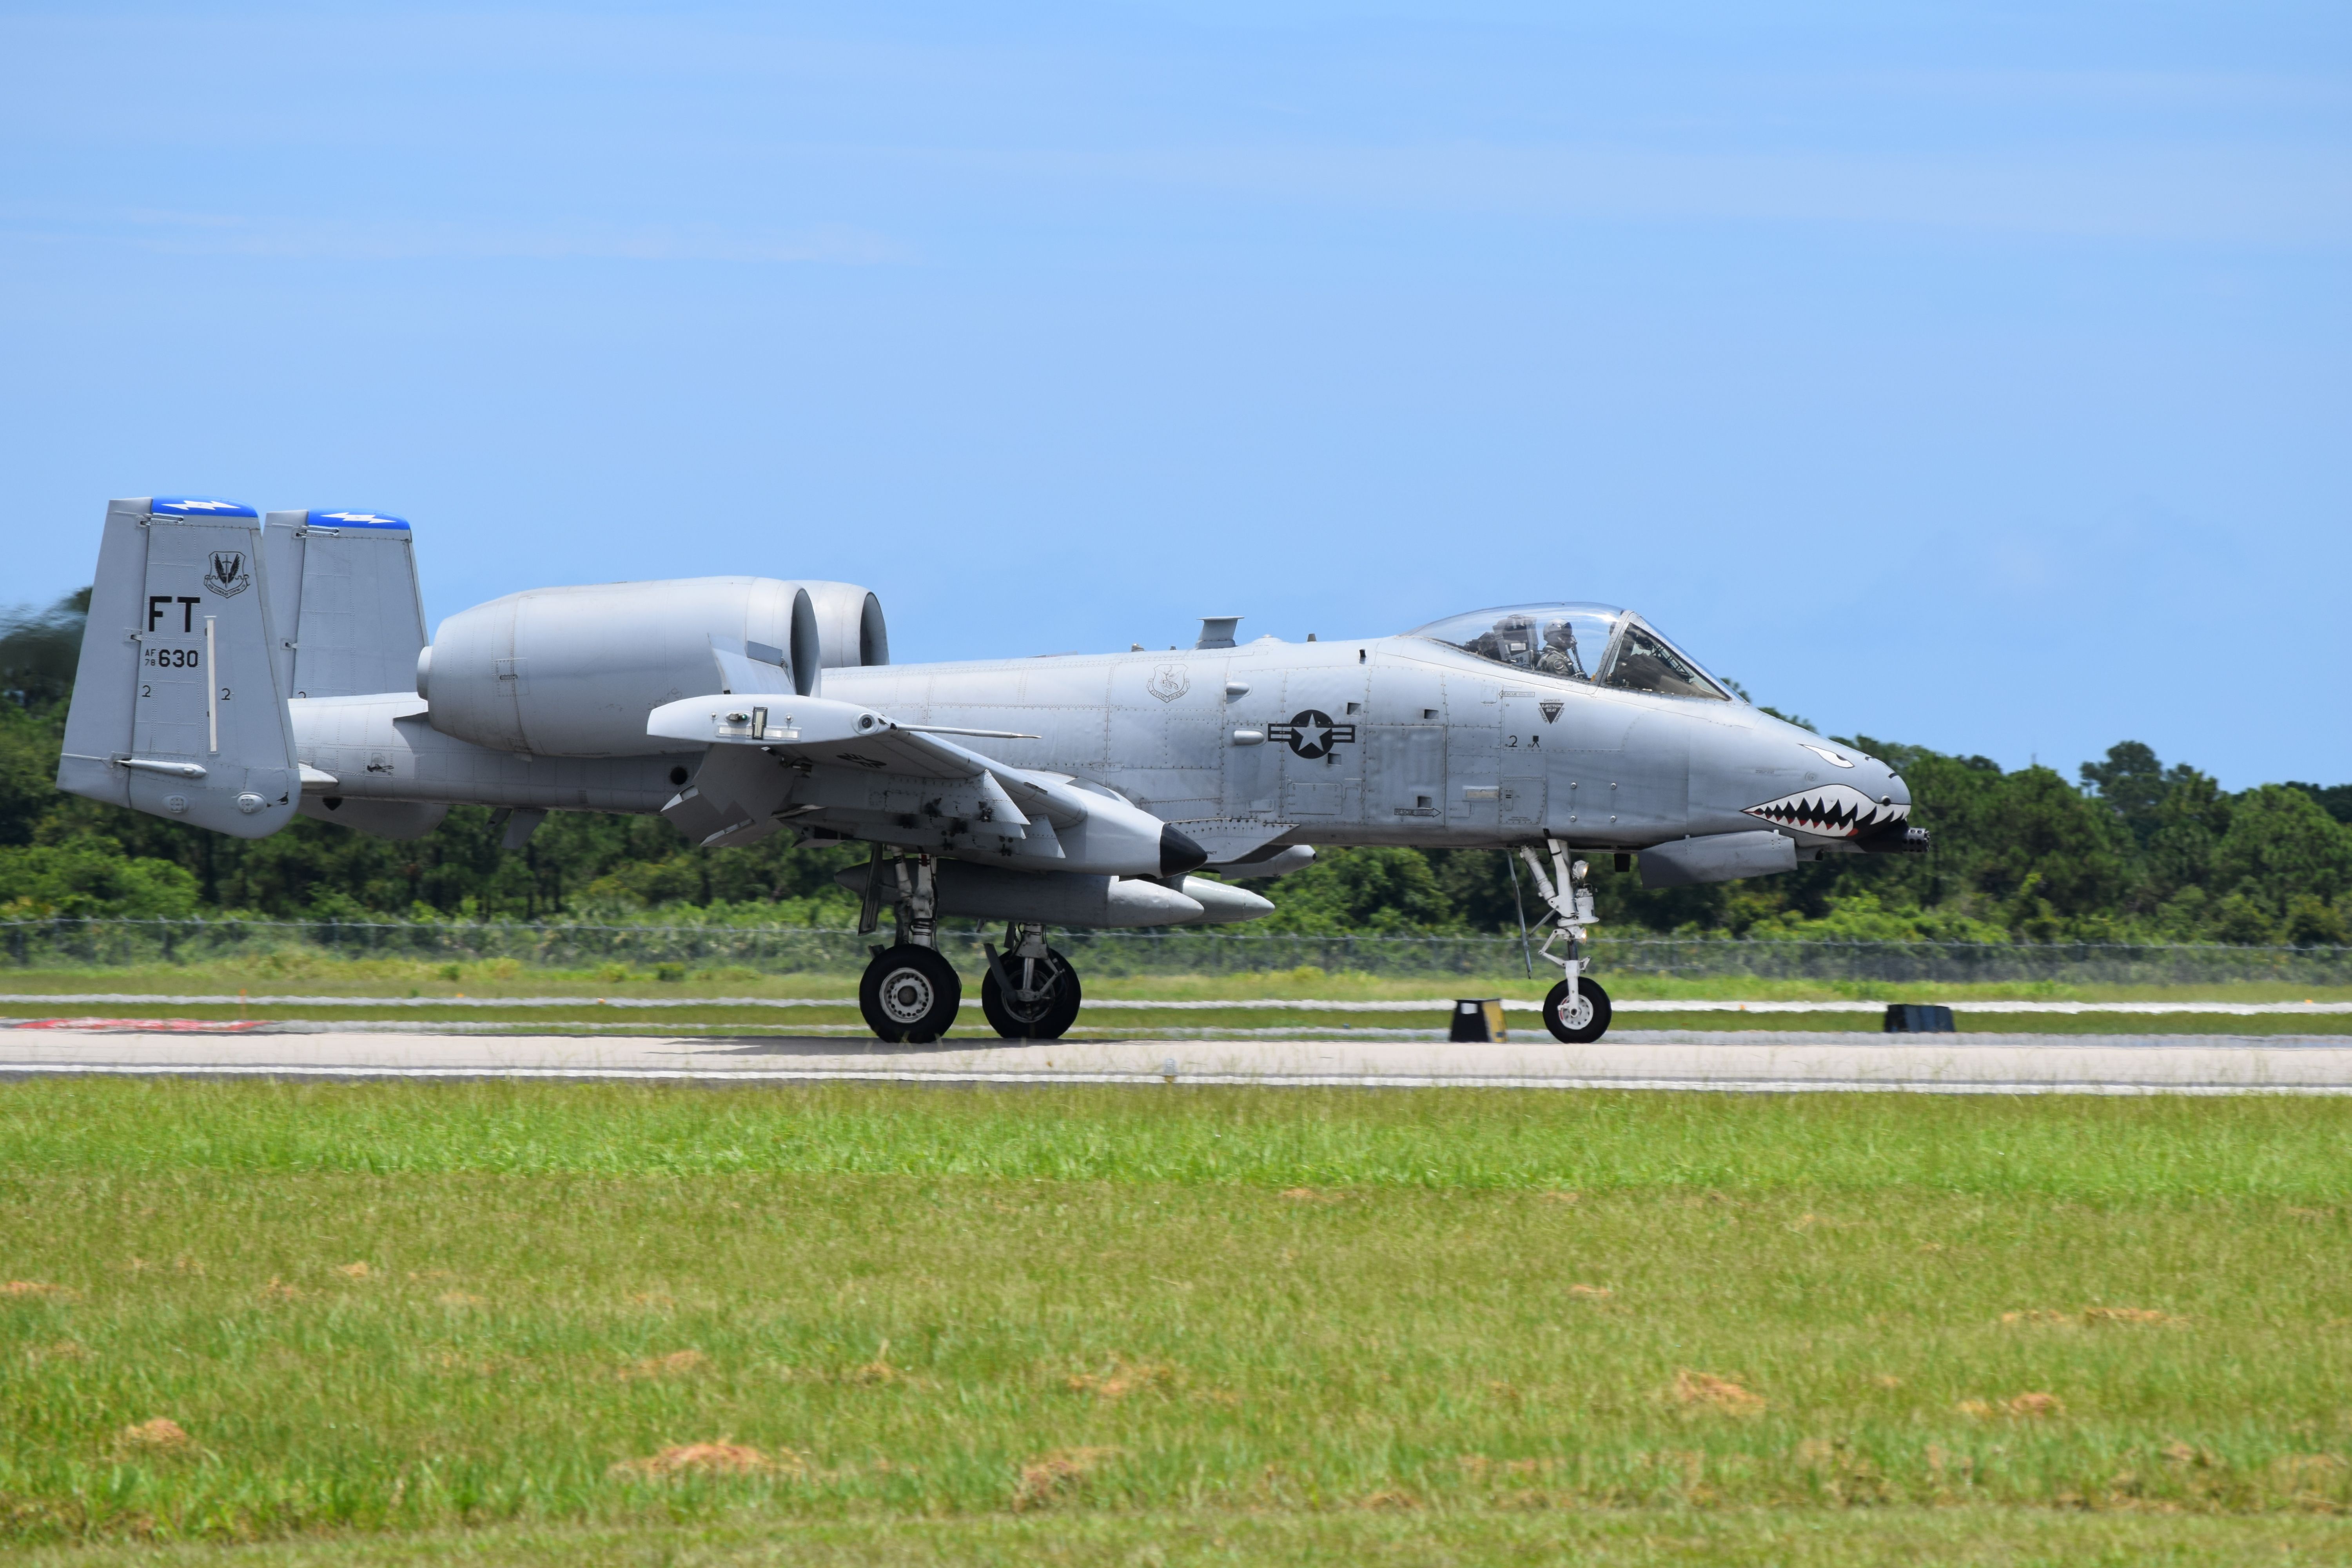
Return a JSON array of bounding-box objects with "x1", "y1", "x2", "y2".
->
[{"x1": 5, "y1": 918, "x2": 2350, "y2": 986}]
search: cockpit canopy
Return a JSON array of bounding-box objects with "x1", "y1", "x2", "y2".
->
[{"x1": 1407, "y1": 603, "x2": 1733, "y2": 701}]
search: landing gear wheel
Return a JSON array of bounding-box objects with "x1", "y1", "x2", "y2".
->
[
  {"x1": 1542, "y1": 976, "x2": 1612, "y2": 1044},
  {"x1": 859, "y1": 945, "x2": 962, "y2": 1043},
  {"x1": 981, "y1": 948, "x2": 1082, "y2": 1040}
]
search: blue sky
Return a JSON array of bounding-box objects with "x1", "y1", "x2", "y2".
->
[{"x1": 4, "y1": 2, "x2": 2347, "y2": 786}]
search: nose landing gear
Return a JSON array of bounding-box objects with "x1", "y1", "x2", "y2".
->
[
  {"x1": 1542, "y1": 973, "x2": 1612, "y2": 1044},
  {"x1": 1517, "y1": 840, "x2": 1612, "y2": 1044}
]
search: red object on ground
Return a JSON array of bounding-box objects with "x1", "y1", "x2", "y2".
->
[{"x1": 8, "y1": 1018, "x2": 269, "y2": 1034}]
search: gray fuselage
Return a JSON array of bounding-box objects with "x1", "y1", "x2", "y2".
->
[{"x1": 279, "y1": 633, "x2": 1904, "y2": 857}]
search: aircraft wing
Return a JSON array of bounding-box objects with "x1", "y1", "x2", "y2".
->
[{"x1": 645, "y1": 694, "x2": 1195, "y2": 877}]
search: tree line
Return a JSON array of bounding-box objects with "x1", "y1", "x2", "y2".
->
[{"x1": 5, "y1": 590, "x2": 2348, "y2": 944}]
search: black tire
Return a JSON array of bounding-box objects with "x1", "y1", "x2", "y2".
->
[
  {"x1": 981, "y1": 947, "x2": 1082, "y2": 1040},
  {"x1": 859, "y1": 945, "x2": 962, "y2": 1043},
  {"x1": 1541, "y1": 975, "x2": 1612, "y2": 1044}
]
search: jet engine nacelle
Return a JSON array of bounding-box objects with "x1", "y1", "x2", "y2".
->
[{"x1": 417, "y1": 576, "x2": 885, "y2": 757}]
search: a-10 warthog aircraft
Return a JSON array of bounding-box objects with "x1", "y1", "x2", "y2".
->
[{"x1": 58, "y1": 498, "x2": 1926, "y2": 1043}]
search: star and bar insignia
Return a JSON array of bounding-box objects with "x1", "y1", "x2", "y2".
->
[{"x1": 1266, "y1": 709, "x2": 1357, "y2": 759}]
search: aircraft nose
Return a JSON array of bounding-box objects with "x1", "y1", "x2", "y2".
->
[
  {"x1": 1735, "y1": 723, "x2": 1923, "y2": 851},
  {"x1": 1849, "y1": 750, "x2": 1928, "y2": 854}
]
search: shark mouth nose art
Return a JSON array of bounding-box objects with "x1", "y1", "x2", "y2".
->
[{"x1": 1744, "y1": 784, "x2": 1910, "y2": 839}]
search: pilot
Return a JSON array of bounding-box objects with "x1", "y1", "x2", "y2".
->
[{"x1": 1535, "y1": 619, "x2": 1584, "y2": 679}]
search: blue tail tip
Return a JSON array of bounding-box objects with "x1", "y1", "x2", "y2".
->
[
  {"x1": 306, "y1": 510, "x2": 411, "y2": 530},
  {"x1": 152, "y1": 496, "x2": 258, "y2": 518}
]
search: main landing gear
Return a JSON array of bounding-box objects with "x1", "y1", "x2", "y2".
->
[
  {"x1": 860, "y1": 944, "x2": 960, "y2": 1044},
  {"x1": 851, "y1": 851, "x2": 1086, "y2": 1043},
  {"x1": 980, "y1": 924, "x2": 1082, "y2": 1040},
  {"x1": 1517, "y1": 839, "x2": 1612, "y2": 1044},
  {"x1": 855, "y1": 853, "x2": 963, "y2": 1042}
]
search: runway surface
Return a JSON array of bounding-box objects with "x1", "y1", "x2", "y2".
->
[
  {"x1": 6, "y1": 993, "x2": 2348, "y2": 1015},
  {"x1": 6, "y1": 1024, "x2": 2351, "y2": 1093}
]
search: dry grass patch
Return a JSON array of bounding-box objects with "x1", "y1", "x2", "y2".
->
[
  {"x1": 1671, "y1": 1370, "x2": 1766, "y2": 1416},
  {"x1": 848, "y1": 1342, "x2": 900, "y2": 1384},
  {"x1": 335, "y1": 1261, "x2": 371, "y2": 1279},
  {"x1": 1960, "y1": 1392, "x2": 2065, "y2": 1419},
  {"x1": 1566, "y1": 1283, "x2": 1611, "y2": 1299},
  {"x1": 258, "y1": 1278, "x2": 302, "y2": 1302},
  {"x1": 608, "y1": 1441, "x2": 800, "y2": 1480},
  {"x1": 1457, "y1": 1454, "x2": 1561, "y2": 1480},
  {"x1": 116, "y1": 1418, "x2": 190, "y2": 1453},
  {"x1": 2083, "y1": 1306, "x2": 2175, "y2": 1325},
  {"x1": 1796, "y1": 1437, "x2": 1893, "y2": 1504},
  {"x1": 619, "y1": 1348, "x2": 707, "y2": 1381},
  {"x1": 1011, "y1": 1446, "x2": 1122, "y2": 1511},
  {"x1": 2, "y1": 1280, "x2": 76, "y2": 1299},
  {"x1": 2004, "y1": 1305, "x2": 2177, "y2": 1326},
  {"x1": 1065, "y1": 1355, "x2": 1177, "y2": 1401},
  {"x1": 2269, "y1": 1454, "x2": 2346, "y2": 1491}
]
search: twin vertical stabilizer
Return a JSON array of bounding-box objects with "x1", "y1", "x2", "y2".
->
[
  {"x1": 261, "y1": 510, "x2": 428, "y2": 701},
  {"x1": 57, "y1": 498, "x2": 301, "y2": 838}
]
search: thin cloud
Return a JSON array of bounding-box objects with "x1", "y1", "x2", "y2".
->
[
  {"x1": 2, "y1": 210, "x2": 909, "y2": 265},
  {"x1": 857, "y1": 139, "x2": 2352, "y2": 247}
]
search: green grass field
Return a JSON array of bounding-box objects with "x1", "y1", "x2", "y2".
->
[{"x1": 4, "y1": 1081, "x2": 2351, "y2": 1565}]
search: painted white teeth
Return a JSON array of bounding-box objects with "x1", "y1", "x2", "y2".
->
[{"x1": 1742, "y1": 784, "x2": 1908, "y2": 839}]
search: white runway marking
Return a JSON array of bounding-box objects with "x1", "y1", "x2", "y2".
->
[{"x1": 4, "y1": 1027, "x2": 2350, "y2": 1094}]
